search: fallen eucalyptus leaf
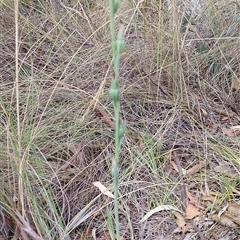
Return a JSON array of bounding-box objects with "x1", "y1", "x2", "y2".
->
[
  {"x1": 172, "y1": 210, "x2": 186, "y2": 228},
  {"x1": 185, "y1": 203, "x2": 200, "y2": 219}
]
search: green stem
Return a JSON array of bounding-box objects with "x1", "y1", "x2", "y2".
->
[
  {"x1": 114, "y1": 103, "x2": 120, "y2": 240},
  {"x1": 109, "y1": 1, "x2": 124, "y2": 239}
]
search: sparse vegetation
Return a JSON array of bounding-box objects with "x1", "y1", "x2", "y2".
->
[{"x1": 0, "y1": 0, "x2": 240, "y2": 239}]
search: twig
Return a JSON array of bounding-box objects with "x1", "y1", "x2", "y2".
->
[
  {"x1": 174, "y1": 156, "x2": 187, "y2": 212},
  {"x1": 96, "y1": 105, "x2": 115, "y2": 128}
]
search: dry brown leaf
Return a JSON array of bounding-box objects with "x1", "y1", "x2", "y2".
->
[
  {"x1": 92, "y1": 181, "x2": 114, "y2": 199},
  {"x1": 170, "y1": 160, "x2": 179, "y2": 172},
  {"x1": 186, "y1": 161, "x2": 206, "y2": 175},
  {"x1": 170, "y1": 160, "x2": 186, "y2": 174},
  {"x1": 214, "y1": 108, "x2": 234, "y2": 117},
  {"x1": 172, "y1": 210, "x2": 186, "y2": 229},
  {"x1": 231, "y1": 77, "x2": 240, "y2": 92},
  {"x1": 200, "y1": 108, "x2": 208, "y2": 118},
  {"x1": 185, "y1": 189, "x2": 202, "y2": 219},
  {"x1": 212, "y1": 214, "x2": 237, "y2": 228},
  {"x1": 228, "y1": 201, "x2": 240, "y2": 217},
  {"x1": 185, "y1": 203, "x2": 200, "y2": 219},
  {"x1": 104, "y1": 231, "x2": 111, "y2": 239},
  {"x1": 137, "y1": 134, "x2": 145, "y2": 153},
  {"x1": 225, "y1": 212, "x2": 240, "y2": 226},
  {"x1": 103, "y1": 231, "x2": 116, "y2": 239},
  {"x1": 185, "y1": 188, "x2": 197, "y2": 204},
  {"x1": 84, "y1": 223, "x2": 92, "y2": 237},
  {"x1": 221, "y1": 116, "x2": 229, "y2": 122},
  {"x1": 96, "y1": 105, "x2": 115, "y2": 128}
]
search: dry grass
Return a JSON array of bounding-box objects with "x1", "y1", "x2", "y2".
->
[{"x1": 0, "y1": 0, "x2": 240, "y2": 239}]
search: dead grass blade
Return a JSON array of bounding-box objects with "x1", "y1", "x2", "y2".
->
[
  {"x1": 16, "y1": 211, "x2": 45, "y2": 240},
  {"x1": 92, "y1": 181, "x2": 114, "y2": 199},
  {"x1": 139, "y1": 205, "x2": 182, "y2": 223}
]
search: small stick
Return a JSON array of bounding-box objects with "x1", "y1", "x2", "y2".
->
[{"x1": 174, "y1": 156, "x2": 187, "y2": 212}]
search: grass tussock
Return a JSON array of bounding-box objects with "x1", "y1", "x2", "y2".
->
[{"x1": 0, "y1": 0, "x2": 240, "y2": 239}]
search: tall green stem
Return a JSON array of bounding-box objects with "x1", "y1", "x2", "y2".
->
[{"x1": 109, "y1": 0, "x2": 124, "y2": 239}]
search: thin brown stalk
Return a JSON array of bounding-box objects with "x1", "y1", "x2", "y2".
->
[{"x1": 14, "y1": 0, "x2": 24, "y2": 215}]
